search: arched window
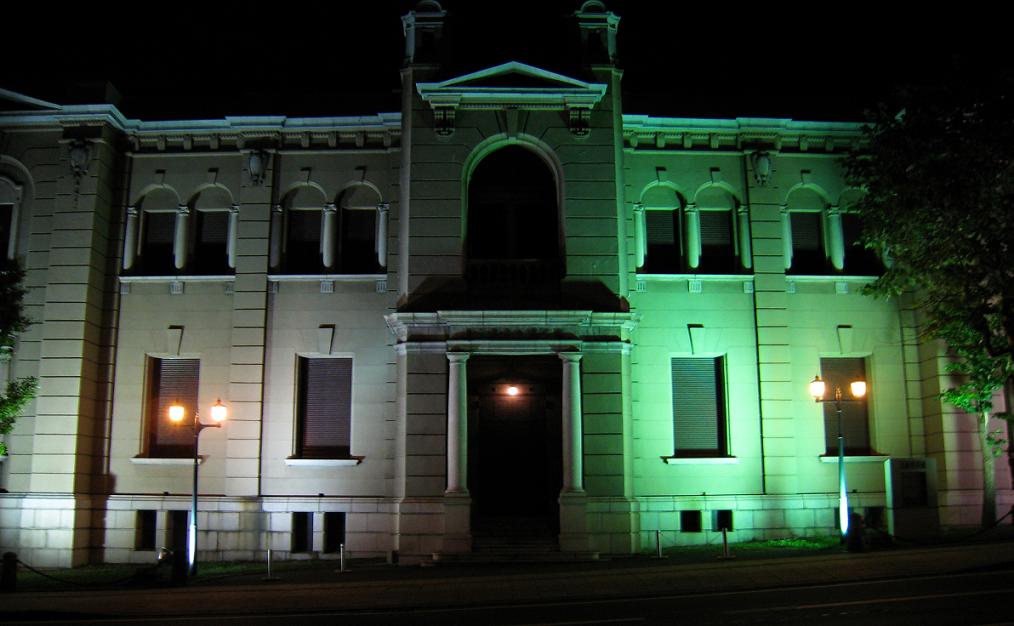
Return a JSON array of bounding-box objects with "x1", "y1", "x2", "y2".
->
[
  {"x1": 0, "y1": 176, "x2": 23, "y2": 261},
  {"x1": 282, "y1": 186, "x2": 327, "y2": 275},
  {"x1": 785, "y1": 189, "x2": 829, "y2": 275},
  {"x1": 189, "y1": 187, "x2": 234, "y2": 275},
  {"x1": 338, "y1": 185, "x2": 383, "y2": 275},
  {"x1": 695, "y1": 188, "x2": 740, "y2": 274},
  {"x1": 466, "y1": 146, "x2": 561, "y2": 286},
  {"x1": 134, "y1": 189, "x2": 179, "y2": 276},
  {"x1": 639, "y1": 185, "x2": 686, "y2": 274}
]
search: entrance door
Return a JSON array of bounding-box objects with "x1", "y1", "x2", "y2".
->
[{"x1": 468, "y1": 356, "x2": 562, "y2": 537}]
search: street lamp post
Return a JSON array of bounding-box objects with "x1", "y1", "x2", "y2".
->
[
  {"x1": 169, "y1": 398, "x2": 227, "y2": 577},
  {"x1": 809, "y1": 376, "x2": 866, "y2": 542}
]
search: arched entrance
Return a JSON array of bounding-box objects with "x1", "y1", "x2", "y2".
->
[{"x1": 467, "y1": 355, "x2": 562, "y2": 539}]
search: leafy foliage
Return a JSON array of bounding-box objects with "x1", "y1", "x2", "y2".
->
[
  {"x1": 845, "y1": 69, "x2": 1014, "y2": 525},
  {"x1": 0, "y1": 257, "x2": 35, "y2": 456}
]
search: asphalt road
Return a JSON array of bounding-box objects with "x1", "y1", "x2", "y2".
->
[{"x1": 9, "y1": 568, "x2": 1014, "y2": 625}]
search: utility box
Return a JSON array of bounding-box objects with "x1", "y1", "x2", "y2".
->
[{"x1": 885, "y1": 457, "x2": 939, "y2": 539}]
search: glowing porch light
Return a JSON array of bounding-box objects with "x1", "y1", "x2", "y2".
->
[
  {"x1": 168, "y1": 402, "x2": 186, "y2": 423},
  {"x1": 850, "y1": 380, "x2": 867, "y2": 399},
  {"x1": 506, "y1": 385, "x2": 520, "y2": 397},
  {"x1": 210, "y1": 398, "x2": 228, "y2": 422},
  {"x1": 808, "y1": 376, "x2": 826, "y2": 401}
]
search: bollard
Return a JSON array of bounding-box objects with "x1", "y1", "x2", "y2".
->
[
  {"x1": 267, "y1": 548, "x2": 273, "y2": 578},
  {"x1": 656, "y1": 529, "x2": 662, "y2": 558},
  {"x1": 719, "y1": 528, "x2": 735, "y2": 560},
  {"x1": 339, "y1": 543, "x2": 346, "y2": 572},
  {"x1": 1, "y1": 552, "x2": 16, "y2": 592}
]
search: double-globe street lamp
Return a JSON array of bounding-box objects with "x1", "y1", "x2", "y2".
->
[
  {"x1": 168, "y1": 398, "x2": 228, "y2": 576},
  {"x1": 809, "y1": 375, "x2": 866, "y2": 541}
]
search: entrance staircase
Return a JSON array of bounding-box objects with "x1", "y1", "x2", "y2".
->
[{"x1": 431, "y1": 516, "x2": 599, "y2": 564}]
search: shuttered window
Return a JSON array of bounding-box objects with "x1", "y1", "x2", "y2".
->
[
  {"x1": 297, "y1": 357, "x2": 353, "y2": 458},
  {"x1": 841, "y1": 213, "x2": 883, "y2": 276},
  {"x1": 789, "y1": 212, "x2": 827, "y2": 274},
  {"x1": 644, "y1": 210, "x2": 681, "y2": 273},
  {"x1": 139, "y1": 212, "x2": 176, "y2": 275},
  {"x1": 192, "y1": 210, "x2": 231, "y2": 275},
  {"x1": 340, "y1": 208, "x2": 378, "y2": 274},
  {"x1": 285, "y1": 209, "x2": 323, "y2": 274},
  {"x1": 698, "y1": 210, "x2": 737, "y2": 274},
  {"x1": 671, "y1": 357, "x2": 727, "y2": 456},
  {"x1": 820, "y1": 358, "x2": 871, "y2": 455},
  {"x1": 147, "y1": 357, "x2": 199, "y2": 457},
  {"x1": 0, "y1": 203, "x2": 12, "y2": 260}
]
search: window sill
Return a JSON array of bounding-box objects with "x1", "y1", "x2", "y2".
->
[
  {"x1": 787, "y1": 275, "x2": 878, "y2": 282},
  {"x1": 285, "y1": 457, "x2": 364, "y2": 467},
  {"x1": 637, "y1": 274, "x2": 752, "y2": 282},
  {"x1": 119, "y1": 275, "x2": 235, "y2": 283},
  {"x1": 819, "y1": 455, "x2": 889, "y2": 464},
  {"x1": 268, "y1": 274, "x2": 386, "y2": 283},
  {"x1": 131, "y1": 456, "x2": 204, "y2": 466},
  {"x1": 661, "y1": 455, "x2": 738, "y2": 465}
]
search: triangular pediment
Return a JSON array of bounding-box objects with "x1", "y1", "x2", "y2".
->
[{"x1": 416, "y1": 62, "x2": 607, "y2": 110}]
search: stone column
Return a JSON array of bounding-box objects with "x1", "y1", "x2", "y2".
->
[
  {"x1": 322, "y1": 203, "x2": 337, "y2": 269},
  {"x1": 122, "y1": 206, "x2": 138, "y2": 270},
  {"x1": 269, "y1": 204, "x2": 283, "y2": 270},
  {"x1": 737, "y1": 205, "x2": 752, "y2": 270},
  {"x1": 375, "y1": 202, "x2": 389, "y2": 268},
  {"x1": 633, "y1": 203, "x2": 645, "y2": 268},
  {"x1": 227, "y1": 203, "x2": 240, "y2": 270},
  {"x1": 827, "y1": 206, "x2": 844, "y2": 271},
  {"x1": 781, "y1": 206, "x2": 793, "y2": 269},
  {"x1": 560, "y1": 352, "x2": 584, "y2": 493},
  {"x1": 446, "y1": 352, "x2": 470, "y2": 494},
  {"x1": 173, "y1": 203, "x2": 190, "y2": 271},
  {"x1": 684, "y1": 204, "x2": 701, "y2": 270}
]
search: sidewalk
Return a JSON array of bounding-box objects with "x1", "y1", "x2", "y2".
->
[{"x1": 6, "y1": 540, "x2": 1014, "y2": 620}]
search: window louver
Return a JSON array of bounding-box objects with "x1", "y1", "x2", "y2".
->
[
  {"x1": 149, "y1": 358, "x2": 199, "y2": 457},
  {"x1": 298, "y1": 357, "x2": 353, "y2": 458},
  {"x1": 820, "y1": 357, "x2": 870, "y2": 454},
  {"x1": 671, "y1": 357, "x2": 726, "y2": 454}
]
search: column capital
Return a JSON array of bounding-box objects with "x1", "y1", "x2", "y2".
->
[
  {"x1": 684, "y1": 203, "x2": 698, "y2": 213},
  {"x1": 229, "y1": 203, "x2": 241, "y2": 214},
  {"x1": 323, "y1": 202, "x2": 337, "y2": 213},
  {"x1": 377, "y1": 202, "x2": 390, "y2": 213},
  {"x1": 633, "y1": 202, "x2": 644, "y2": 213},
  {"x1": 176, "y1": 203, "x2": 190, "y2": 215},
  {"x1": 447, "y1": 352, "x2": 471, "y2": 363},
  {"x1": 272, "y1": 203, "x2": 284, "y2": 214},
  {"x1": 559, "y1": 351, "x2": 583, "y2": 363},
  {"x1": 126, "y1": 205, "x2": 138, "y2": 217}
]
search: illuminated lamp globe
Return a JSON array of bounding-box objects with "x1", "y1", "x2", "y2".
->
[
  {"x1": 808, "y1": 376, "x2": 826, "y2": 401},
  {"x1": 506, "y1": 386, "x2": 520, "y2": 397},
  {"x1": 210, "y1": 398, "x2": 228, "y2": 422},
  {"x1": 850, "y1": 380, "x2": 867, "y2": 399},
  {"x1": 168, "y1": 403, "x2": 185, "y2": 423}
]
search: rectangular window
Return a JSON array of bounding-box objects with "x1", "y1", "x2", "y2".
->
[
  {"x1": 191, "y1": 210, "x2": 231, "y2": 275},
  {"x1": 292, "y1": 512, "x2": 313, "y2": 553},
  {"x1": 698, "y1": 210, "x2": 737, "y2": 274},
  {"x1": 788, "y1": 212, "x2": 827, "y2": 275},
  {"x1": 671, "y1": 356, "x2": 727, "y2": 457},
  {"x1": 285, "y1": 209, "x2": 322, "y2": 274},
  {"x1": 135, "y1": 510, "x2": 157, "y2": 551},
  {"x1": 680, "y1": 510, "x2": 702, "y2": 533},
  {"x1": 146, "y1": 357, "x2": 199, "y2": 458},
  {"x1": 643, "y1": 210, "x2": 682, "y2": 273},
  {"x1": 841, "y1": 213, "x2": 883, "y2": 276},
  {"x1": 168, "y1": 510, "x2": 188, "y2": 553},
  {"x1": 296, "y1": 357, "x2": 353, "y2": 459},
  {"x1": 323, "y1": 512, "x2": 346, "y2": 553},
  {"x1": 820, "y1": 357, "x2": 871, "y2": 455},
  {"x1": 0, "y1": 203, "x2": 12, "y2": 260},
  {"x1": 339, "y1": 208, "x2": 378, "y2": 274},
  {"x1": 139, "y1": 212, "x2": 176, "y2": 275}
]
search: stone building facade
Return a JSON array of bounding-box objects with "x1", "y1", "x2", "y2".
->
[{"x1": 0, "y1": 1, "x2": 1009, "y2": 566}]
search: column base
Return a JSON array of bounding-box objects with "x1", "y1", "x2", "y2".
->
[
  {"x1": 441, "y1": 493, "x2": 472, "y2": 554},
  {"x1": 558, "y1": 491, "x2": 590, "y2": 552}
]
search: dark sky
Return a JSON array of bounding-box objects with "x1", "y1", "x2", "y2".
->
[{"x1": 5, "y1": 1, "x2": 1009, "y2": 122}]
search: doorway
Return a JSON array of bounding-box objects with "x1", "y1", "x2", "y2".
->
[{"x1": 468, "y1": 356, "x2": 562, "y2": 538}]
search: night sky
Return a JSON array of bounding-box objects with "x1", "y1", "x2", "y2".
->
[{"x1": 5, "y1": 1, "x2": 1009, "y2": 123}]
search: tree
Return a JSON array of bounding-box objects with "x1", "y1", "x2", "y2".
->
[
  {"x1": 845, "y1": 69, "x2": 1014, "y2": 527},
  {"x1": 0, "y1": 257, "x2": 37, "y2": 457}
]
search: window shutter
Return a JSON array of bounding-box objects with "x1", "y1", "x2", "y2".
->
[
  {"x1": 699, "y1": 211, "x2": 732, "y2": 246},
  {"x1": 671, "y1": 357, "x2": 725, "y2": 454},
  {"x1": 199, "y1": 211, "x2": 229, "y2": 244},
  {"x1": 144, "y1": 212, "x2": 176, "y2": 244},
  {"x1": 299, "y1": 357, "x2": 353, "y2": 458},
  {"x1": 646, "y1": 210, "x2": 675, "y2": 245},
  {"x1": 820, "y1": 357, "x2": 870, "y2": 454},
  {"x1": 0, "y1": 203, "x2": 12, "y2": 260},
  {"x1": 790, "y1": 212, "x2": 822, "y2": 251},
  {"x1": 150, "y1": 358, "x2": 199, "y2": 456}
]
